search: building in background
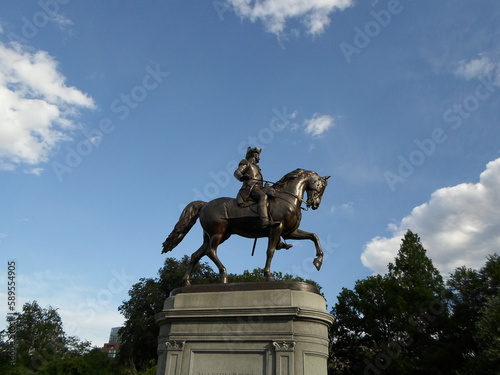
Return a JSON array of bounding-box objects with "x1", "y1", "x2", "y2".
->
[
  {"x1": 108, "y1": 327, "x2": 121, "y2": 344},
  {"x1": 102, "y1": 326, "x2": 122, "y2": 358}
]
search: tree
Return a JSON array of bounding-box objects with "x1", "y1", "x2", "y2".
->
[
  {"x1": 475, "y1": 254, "x2": 500, "y2": 373},
  {"x1": 38, "y1": 348, "x2": 119, "y2": 375},
  {"x1": 446, "y1": 254, "x2": 500, "y2": 374},
  {"x1": 385, "y1": 231, "x2": 449, "y2": 373},
  {"x1": 473, "y1": 293, "x2": 500, "y2": 374},
  {"x1": 330, "y1": 274, "x2": 400, "y2": 374},
  {"x1": 444, "y1": 265, "x2": 485, "y2": 371},
  {"x1": 11, "y1": 301, "x2": 66, "y2": 370},
  {"x1": 0, "y1": 301, "x2": 93, "y2": 374},
  {"x1": 330, "y1": 230, "x2": 449, "y2": 374}
]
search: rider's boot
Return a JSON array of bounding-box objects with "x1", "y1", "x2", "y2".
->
[
  {"x1": 276, "y1": 241, "x2": 293, "y2": 250},
  {"x1": 258, "y1": 201, "x2": 279, "y2": 228}
]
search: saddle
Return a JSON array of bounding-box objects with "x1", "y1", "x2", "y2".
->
[{"x1": 236, "y1": 184, "x2": 275, "y2": 208}]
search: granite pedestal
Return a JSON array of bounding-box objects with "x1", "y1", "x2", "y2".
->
[{"x1": 155, "y1": 282, "x2": 334, "y2": 375}]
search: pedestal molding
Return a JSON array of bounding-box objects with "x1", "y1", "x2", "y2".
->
[{"x1": 156, "y1": 306, "x2": 334, "y2": 327}]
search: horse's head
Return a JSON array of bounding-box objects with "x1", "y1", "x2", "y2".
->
[
  {"x1": 274, "y1": 169, "x2": 330, "y2": 209},
  {"x1": 305, "y1": 173, "x2": 330, "y2": 210}
]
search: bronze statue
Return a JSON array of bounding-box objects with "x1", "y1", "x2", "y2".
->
[
  {"x1": 162, "y1": 151, "x2": 330, "y2": 285},
  {"x1": 234, "y1": 147, "x2": 279, "y2": 228}
]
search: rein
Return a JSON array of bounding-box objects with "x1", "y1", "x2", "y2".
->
[
  {"x1": 277, "y1": 190, "x2": 309, "y2": 210},
  {"x1": 247, "y1": 178, "x2": 311, "y2": 210}
]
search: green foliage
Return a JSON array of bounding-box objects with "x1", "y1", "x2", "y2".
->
[
  {"x1": 0, "y1": 302, "x2": 102, "y2": 375},
  {"x1": 446, "y1": 254, "x2": 500, "y2": 374},
  {"x1": 8, "y1": 301, "x2": 66, "y2": 370},
  {"x1": 228, "y1": 267, "x2": 322, "y2": 292},
  {"x1": 329, "y1": 231, "x2": 500, "y2": 375},
  {"x1": 474, "y1": 294, "x2": 500, "y2": 373},
  {"x1": 136, "y1": 360, "x2": 157, "y2": 375},
  {"x1": 330, "y1": 230, "x2": 449, "y2": 374},
  {"x1": 37, "y1": 349, "x2": 120, "y2": 375}
]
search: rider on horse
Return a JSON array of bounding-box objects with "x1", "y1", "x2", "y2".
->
[
  {"x1": 163, "y1": 161, "x2": 329, "y2": 284},
  {"x1": 234, "y1": 147, "x2": 280, "y2": 229}
]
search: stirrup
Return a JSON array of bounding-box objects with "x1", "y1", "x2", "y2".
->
[{"x1": 260, "y1": 220, "x2": 280, "y2": 228}]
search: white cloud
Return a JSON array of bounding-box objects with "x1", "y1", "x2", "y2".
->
[
  {"x1": 362, "y1": 158, "x2": 500, "y2": 275},
  {"x1": 0, "y1": 42, "x2": 95, "y2": 171},
  {"x1": 226, "y1": 0, "x2": 354, "y2": 36},
  {"x1": 330, "y1": 201, "x2": 354, "y2": 214},
  {"x1": 25, "y1": 166, "x2": 44, "y2": 175},
  {"x1": 304, "y1": 113, "x2": 334, "y2": 136},
  {"x1": 51, "y1": 13, "x2": 74, "y2": 30},
  {"x1": 455, "y1": 54, "x2": 499, "y2": 81}
]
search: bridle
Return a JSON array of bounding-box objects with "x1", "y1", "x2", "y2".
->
[
  {"x1": 247, "y1": 176, "x2": 323, "y2": 210},
  {"x1": 252, "y1": 178, "x2": 313, "y2": 210}
]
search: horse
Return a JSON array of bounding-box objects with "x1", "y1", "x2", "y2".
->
[{"x1": 162, "y1": 168, "x2": 330, "y2": 285}]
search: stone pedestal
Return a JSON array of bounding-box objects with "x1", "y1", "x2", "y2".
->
[{"x1": 155, "y1": 282, "x2": 334, "y2": 375}]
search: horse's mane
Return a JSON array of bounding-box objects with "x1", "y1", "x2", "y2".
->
[{"x1": 274, "y1": 168, "x2": 312, "y2": 189}]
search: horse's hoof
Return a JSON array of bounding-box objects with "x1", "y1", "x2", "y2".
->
[
  {"x1": 220, "y1": 275, "x2": 228, "y2": 283},
  {"x1": 265, "y1": 273, "x2": 275, "y2": 282},
  {"x1": 276, "y1": 241, "x2": 293, "y2": 250},
  {"x1": 313, "y1": 258, "x2": 322, "y2": 271}
]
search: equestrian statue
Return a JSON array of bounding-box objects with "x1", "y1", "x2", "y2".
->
[{"x1": 162, "y1": 147, "x2": 330, "y2": 285}]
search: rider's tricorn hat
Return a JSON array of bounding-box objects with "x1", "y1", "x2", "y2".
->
[{"x1": 246, "y1": 147, "x2": 262, "y2": 158}]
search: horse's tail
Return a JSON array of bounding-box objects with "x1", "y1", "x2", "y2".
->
[{"x1": 162, "y1": 200, "x2": 206, "y2": 253}]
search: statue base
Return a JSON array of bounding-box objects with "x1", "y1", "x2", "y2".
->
[{"x1": 155, "y1": 282, "x2": 334, "y2": 375}]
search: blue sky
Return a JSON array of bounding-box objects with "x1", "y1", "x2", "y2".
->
[{"x1": 1, "y1": 0, "x2": 500, "y2": 346}]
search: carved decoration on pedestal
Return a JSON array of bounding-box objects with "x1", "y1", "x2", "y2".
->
[
  {"x1": 273, "y1": 341, "x2": 296, "y2": 352},
  {"x1": 165, "y1": 340, "x2": 185, "y2": 351}
]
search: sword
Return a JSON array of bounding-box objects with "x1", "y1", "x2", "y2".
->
[{"x1": 251, "y1": 238, "x2": 258, "y2": 256}]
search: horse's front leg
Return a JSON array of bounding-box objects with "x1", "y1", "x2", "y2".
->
[
  {"x1": 283, "y1": 229, "x2": 324, "y2": 271},
  {"x1": 264, "y1": 227, "x2": 282, "y2": 281}
]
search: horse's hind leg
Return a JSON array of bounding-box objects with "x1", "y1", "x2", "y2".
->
[
  {"x1": 206, "y1": 234, "x2": 228, "y2": 283},
  {"x1": 183, "y1": 234, "x2": 209, "y2": 286}
]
